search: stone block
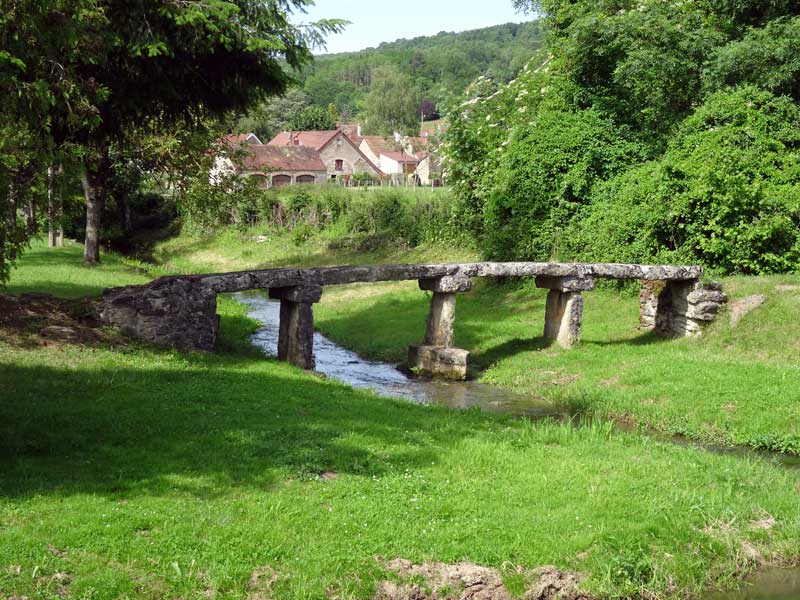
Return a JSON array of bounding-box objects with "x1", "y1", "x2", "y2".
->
[
  {"x1": 535, "y1": 275, "x2": 596, "y2": 292},
  {"x1": 639, "y1": 280, "x2": 666, "y2": 330},
  {"x1": 278, "y1": 300, "x2": 316, "y2": 370},
  {"x1": 269, "y1": 285, "x2": 323, "y2": 304},
  {"x1": 419, "y1": 275, "x2": 472, "y2": 293},
  {"x1": 408, "y1": 345, "x2": 470, "y2": 380},
  {"x1": 686, "y1": 289, "x2": 728, "y2": 305}
]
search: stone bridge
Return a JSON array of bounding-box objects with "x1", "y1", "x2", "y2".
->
[{"x1": 97, "y1": 262, "x2": 727, "y2": 379}]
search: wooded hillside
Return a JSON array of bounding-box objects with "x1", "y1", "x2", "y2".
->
[{"x1": 300, "y1": 21, "x2": 545, "y2": 118}]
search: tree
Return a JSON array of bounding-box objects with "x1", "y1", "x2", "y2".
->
[
  {"x1": 3, "y1": 1, "x2": 344, "y2": 267},
  {"x1": 237, "y1": 88, "x2": 312, "y2": 141},
  {"x1": 289, "y1": 105, "x2": 337, "y2": 131},
  {"x1": 420, "y1": 100, "x2": 440, "y2": 121},
  {"x1": 363, "y1": 65, "x2": 422, "y2": 136}
]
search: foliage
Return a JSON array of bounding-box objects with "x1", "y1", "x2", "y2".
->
[
  {"x1": 702, "y1": 16, "x2": 800, "y2": 102},
  {"x1": 235, "y1": 88, "x2": 311, "y2": 142},
  {"x1": 444, "y1": 0, "x2": 800, "y2": 274},
  {"x1": 484, "y1": 107, "x2": 647, "y2": 261},
  {"x1": 289, "y1": 105, "x2": 337, "y2": 131},
  {"x1": 176, "y1": 183, "x2": 469, "y2": 251},
  {"x1": 362, "y1": 66, "x2": 422, "y2": 136},
  {"x1": 298, "y1": 21, "x2": 545, "y2": 118},
  {"x1": 0, "y1": 0, "x2": 345, "y2": 273},
  {"x1": 566, "y1": 87, "x2": 800, "y2": 274}
]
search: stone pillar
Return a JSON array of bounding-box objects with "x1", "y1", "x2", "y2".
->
[
  {"x1": 641, "y1": 279, "x2": 727, "y2": 337},
  {"x1": 269, "y1": 285, "x2": 323, "y2": 370},
  {"x1": 424, "y1": 291, "x2": 457, "y2": 346},
  {"x1": 535, "y1": 275, "x2": 595, "y2": 349},
  {"x1": 408, "y1": 274, "x2": 472, "y2": 379}
]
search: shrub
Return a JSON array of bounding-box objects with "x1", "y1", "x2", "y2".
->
[
  {"x1": 567, "y1": 87, "x2": 800, "y2": 274},
  {"x1": 483, "y1": 107, "x2": 647, "y2": 261}
]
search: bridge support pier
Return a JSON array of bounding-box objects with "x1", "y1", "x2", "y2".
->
[
  {"x1": 536, "y1": 276, "x2": 595, "y2": 348},
  {"x1": 408, "y1": 275, "x2": 472, "y2": 379},
  {"x1": 269, "y1": 285, "x2": 323, "y2": 370}
]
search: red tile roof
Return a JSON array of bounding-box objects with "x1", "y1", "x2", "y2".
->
[
  {"x1": 242, "y1": 145, "x2": 326, "y2": 173},
  {"x1": 337, "y1": 123, "x2": 363, "y2": 145},
  {"x1": 267, "y1": 130, "x2": 340, "y2": 151}
]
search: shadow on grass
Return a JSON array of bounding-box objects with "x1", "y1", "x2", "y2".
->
[
  {"x1": 586, "y1": 330, "x2": 670, "y2": 347},
  {"x1": 0, "y1": 342, "x2": 506, "y2": 501}
]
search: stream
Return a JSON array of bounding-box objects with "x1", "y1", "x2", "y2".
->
[{"x1": 237, "y1": 292, "x2": 800, "y2": 600}]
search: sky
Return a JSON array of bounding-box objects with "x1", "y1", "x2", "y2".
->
[{"x1": 297, "y1": 1, "x2": 530, "y2": 55}]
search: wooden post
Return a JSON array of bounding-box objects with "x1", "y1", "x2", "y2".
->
[
  {"x1": 269, "y1": 285, "x2": 323, "y2": 370},
  {"x1": 535, "y1": 276, "x2": 595, "y2": 348}
]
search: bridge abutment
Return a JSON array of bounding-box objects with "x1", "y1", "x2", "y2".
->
[
  {"x1": 639, "y1": 280, "x2": 727, "y2": 336},
  {"x1": 408, "y1": 275, "x2": 472, "y2": 379}
]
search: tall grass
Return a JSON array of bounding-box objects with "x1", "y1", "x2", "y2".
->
[{"x1": 184, "y1": 184, "x2": 472, "y2": 251}]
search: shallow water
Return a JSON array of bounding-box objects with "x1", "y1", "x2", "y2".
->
[
  {"x1": 704, "y1": 568, "x2": 800, "y2": 600},
  {"x1": 237, "y1": 293, "x2": 561, "y2": 418},
  {"x1": 236, "y1": 292, "x2": 800, "y2": 599}
]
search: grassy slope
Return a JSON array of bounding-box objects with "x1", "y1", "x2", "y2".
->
[
  {"x1": 156, "y1": 227, "x2": 800, "y2": 455},
  {"x1": 2, "y1": 238, "x2": 799, "y2": 599}
]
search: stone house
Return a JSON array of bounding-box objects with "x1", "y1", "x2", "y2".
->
[
  {"x1": 212, "y1": 139, "x2": 327, "y2": 188},
  {"x1": 267, "y1": 130, "x2": 380, "y2": 180}
]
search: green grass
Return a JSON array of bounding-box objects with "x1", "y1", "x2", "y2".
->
[
  {"x1": 2, "y1": 239, "x2": 800, "y2": 599},
  {"x1": 153, "y1": 225, "x2": 800, "y2": 455},
  {"x1": 153, "y1": 224, "x2": 479, "y2": 274},
  {"x1": 4, "y1": 239, "x2": 151, "y2": 298},
  {"x1": 311, "y1": 278, "x2": 800, "y2": 455}
]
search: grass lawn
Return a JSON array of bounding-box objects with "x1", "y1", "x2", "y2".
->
[
  {"x1": 2, "y1": 238, "x2": 799, "y2": 599},
  {"x1": 154, "y1": 227, "x2": 800, "y2": 455}
]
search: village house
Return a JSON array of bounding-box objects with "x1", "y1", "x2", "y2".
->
[
  {"x1": 267, "y1": 129, "x2": 380, "y2": 180},
  {"x1": 359, "y1": 133, "x2": 439, "y2": 184},
  {"x1": 212, "y1": 136, "x2": 327, "y2": 188},
  {"x1": 214, "y1": 125, "x2": 440, "y2": 188}
]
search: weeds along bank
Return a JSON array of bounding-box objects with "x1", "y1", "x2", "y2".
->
[
  {"x1": 2, "y1": 243, "x2": 800, "y2": 599},
  {"x1": 177, "y1": 184, "x2": 471, "y2": 255}
]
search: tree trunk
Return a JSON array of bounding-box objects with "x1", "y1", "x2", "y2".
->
[
  {"x1": 117, "y1": 189, "x2": 133, "y2": 234},
  {"x1": 48, "y1": 165, "x2": 64, "y2": 248},
  {"x1": 6, "y1": 181, "x2": 18, "y2": 261},
  {"x1": 23, "y1": 198, "x2": 36, "y2": 234},
  {"x1": 82, "y1": 150, "x2": 111, "y2": 265},
  {"x1": 1, "y1": 186, "x2": 9, "y2": 276}
]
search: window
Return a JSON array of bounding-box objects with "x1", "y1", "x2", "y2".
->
[{"x1": 335, "y1": 159, "x2": 344, "y2": 171}]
